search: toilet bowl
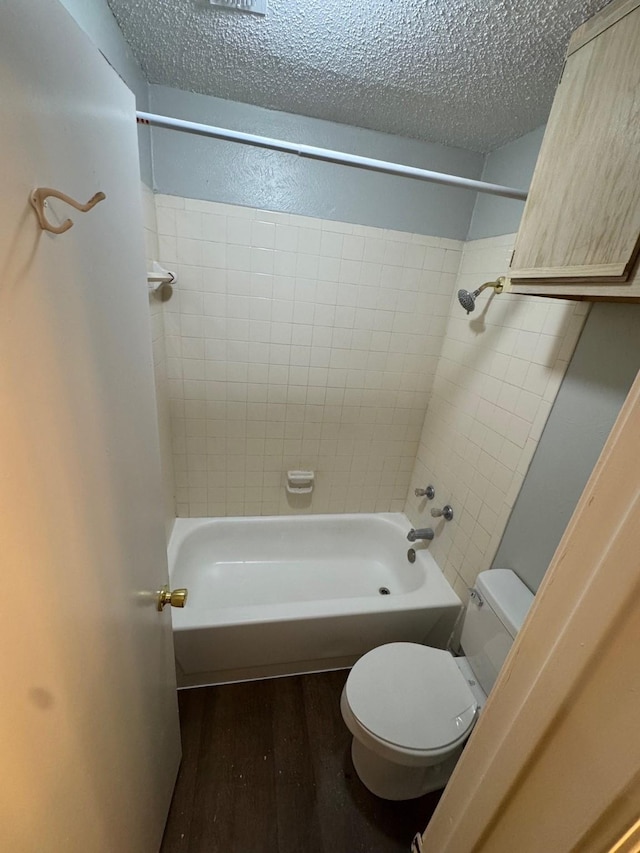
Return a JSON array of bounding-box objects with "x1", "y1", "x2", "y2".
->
[
  {"x1": 341, "y1": 569, "x2": 534, "y2": 800},
  {"x1": 340, "y1": 642, "x2": 485, "y2": 800}
]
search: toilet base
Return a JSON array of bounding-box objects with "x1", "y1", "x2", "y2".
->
[{"x1": 350, "y1": 737, "x2": 461, "y2": 801}]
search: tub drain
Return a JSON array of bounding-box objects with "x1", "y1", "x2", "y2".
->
[{"x1": 379, "y1": 586, "x2": 391, "y2": 595}]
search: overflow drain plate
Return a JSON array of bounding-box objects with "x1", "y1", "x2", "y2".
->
[{"x1": 379, "y1": 587, "x2": 391, "y2": 596}]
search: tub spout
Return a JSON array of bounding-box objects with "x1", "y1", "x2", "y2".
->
[{"x1": 407, "y1": 528, "x2": 434, "y2": 542}]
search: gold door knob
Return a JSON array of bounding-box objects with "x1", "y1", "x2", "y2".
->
[{"x1": 157, "y1": 584, "x2": 188, "y2": 611}]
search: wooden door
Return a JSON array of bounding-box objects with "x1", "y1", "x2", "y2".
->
[
  {"x1": 509, "y1": 0, "x2": 640, "y2": 286},
  {"x1": 0, "y1": 2, "x2": 181, "y2": 850},
  {"x1": 418, "y1": 360, "x2": 640, "y2": 850}
]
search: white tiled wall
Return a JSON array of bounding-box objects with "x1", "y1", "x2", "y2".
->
[
  {"x1": 154, "y1": 194, "x2": 463, "y2": 517},
  {"x1": 141, "y1": 184, "x2": 176, "y2": 541},
  {"x1": 404, "y1": 234, "x2": 589, "y2": 599}
]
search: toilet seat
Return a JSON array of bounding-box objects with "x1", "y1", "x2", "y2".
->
[{"x1": 345, "y1": 642, "x2": 477, "y2": 753}]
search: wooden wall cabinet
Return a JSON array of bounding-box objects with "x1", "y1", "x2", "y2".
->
[{"x1": 509, "y1": 0, "x2": 640, "y2": 300}]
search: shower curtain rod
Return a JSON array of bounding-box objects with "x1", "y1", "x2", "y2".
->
[{"x1": 136, "y1": 111, "x2": 528, "y2": 201}]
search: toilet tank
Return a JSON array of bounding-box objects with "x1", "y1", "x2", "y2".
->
[{"x1": 460, "y1": 569, "x2": 534, "y2": 696}]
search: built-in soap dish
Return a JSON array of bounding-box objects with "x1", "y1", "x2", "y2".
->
[{"x1": 286, "y1": 470, "x2": 314, "y2": 495}]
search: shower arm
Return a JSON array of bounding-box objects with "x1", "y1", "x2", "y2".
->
[{"x1": 474, "y1": 277, "x2": 505, "y2": 297}]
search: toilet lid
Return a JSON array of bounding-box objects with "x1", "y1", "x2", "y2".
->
[{"x1": 346, "y1": 643, "x2": 477, "y2": 751}]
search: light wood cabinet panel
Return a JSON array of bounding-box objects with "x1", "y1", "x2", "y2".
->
[
  {"x1": 507, "y1": 254, "x2": 640, "y2": 300},
  {"x1": 567, "y1": 0, "x2": 640, "y2": 55},
  {"x1": 509, "y1": 0, "x2": 640, "y2": 291}
]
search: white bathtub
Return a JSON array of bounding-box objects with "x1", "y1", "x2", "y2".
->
[{"x1": 168, "y1": 512, "x2": 461, "y2": 688}]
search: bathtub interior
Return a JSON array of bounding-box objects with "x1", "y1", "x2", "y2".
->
[{"x1": 170, "y1": 514, "x2": 425, "y2": 610}]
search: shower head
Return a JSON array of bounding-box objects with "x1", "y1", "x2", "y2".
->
[
  {"x1": 457, "y1": 289, "x2": 476, "y2": 313},
  {"x1": 458, "y1": 277, "x2": 505, "y2": 314}
]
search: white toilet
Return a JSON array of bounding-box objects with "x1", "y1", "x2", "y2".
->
[{"x1": 341, "y1": 569, "x2": 534, "y2": 800}]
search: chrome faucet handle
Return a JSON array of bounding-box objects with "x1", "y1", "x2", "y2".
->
[
  {"x1": 414, "y1": 484, "x2": 435, "y2": 499},
  {"x1": 431, "y1": 505, "x2": 454, "y2": 521}
]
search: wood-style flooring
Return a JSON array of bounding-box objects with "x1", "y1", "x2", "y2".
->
[{"x1": 161, "y1": 669, "x2": 442, "y2": 853}]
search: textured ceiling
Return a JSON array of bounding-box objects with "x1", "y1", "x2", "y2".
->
[{"x1": 107, "y1": 0, "x2": 610, "y2": 152}]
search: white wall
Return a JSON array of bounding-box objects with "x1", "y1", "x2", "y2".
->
[
  {"x1": 404, "y1": 235, "x2": 588, "y2": 600},
  {"x1": 1, "y1": 2, "x2": 179, "y2": 846},
  {"x1": 57, "y1": 0, "x2": 152, "y2": 185},
  {"x1": 149, "y1": 85, "x2": 484, "y2": 240},
  {"x1": 154, "y1": 194, "x2": 462, "y2": 516}
]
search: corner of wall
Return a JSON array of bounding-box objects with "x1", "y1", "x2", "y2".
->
[
  {"x1": 141, "y1": 184, "x2": 177, "y2": 544},
  {"x1": 466, "y1": 125, "x2": 546, "y2": 242},
  {"x1": 58, "y1": 0, "x2": 153, "y2": 185}
]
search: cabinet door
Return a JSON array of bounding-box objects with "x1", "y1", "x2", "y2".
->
[{"x1": 510, "y1": 0, "x2": 640, "y2": 286}]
